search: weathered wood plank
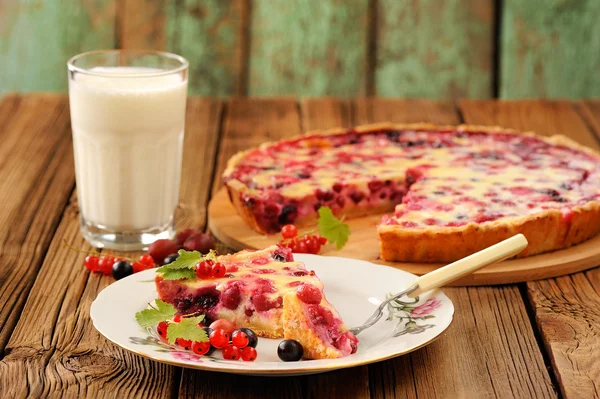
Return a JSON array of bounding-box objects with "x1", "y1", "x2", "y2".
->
[
  {"x1": 526, "y1": 275, "x2": 600, "y2": 399},
  {"x1": 0, "y1": 97, "x2": 222, "y2": 397},
  {"x1": 375, "y1": 0, "x2": 494, "y2": 99},
  {"x1": 116, "y1": 0, "x2": 247, "y2": 95},
  {"x1": 169, "y1": 0, "x2": 248, "y2": 96},
  {"x1": 0, "y1": 94, "x2": 75, "y2": 355},
  {"x1": 0, "y1": 197, "x2": 179, "y2": 398},
  {"x1": 180, "y1": 97, "x2": 304, "y2": 398},
  {"x1": 0, "y1": 0, "x2": 116, "y2": 92},
  {"x1": 211, "y1": 97, "x2": 302, "y2": 195},
  {"x1": 578, "y1": 100, "x2": 600, "y2": 143},
  {"x1": 360, "y1": 98, "x2": 556, "y2": 398},
  {"x1": 300, "y1": 98, "x2": 353, "y2": 130},
  {"x1": 297, "y1": 98, "x2": 370, "y2": 399},
  {"x1": 459, "y1": 99, "x2": 599, "y2": 398},
  {"x1": 118, "y1": 0, "x2": 167, "y2": 50},
  {"x1": 176, "y1": 98, "x2": 223, "y2": 230},
  {"x1": 249, "y1": 0, "x2": 369, "y2": 97},
  {"x1": 501, "y1": 0, "x2": 600, "y2": 99},
  {"x1": 460, "y1": 100, "x2": 598, "y2": 149}
]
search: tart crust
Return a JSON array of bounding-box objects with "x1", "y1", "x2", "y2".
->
[
  {"x1": 223, "y1": 123, "x2": 600, "y2": 263},
  {"x1": 281, "y1": 292, "x2": 350, "y2": 359}
]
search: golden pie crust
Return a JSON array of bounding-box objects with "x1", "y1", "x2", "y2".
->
[{"x1": 223, "y1": 123, "x2": 600, "y2": 263}]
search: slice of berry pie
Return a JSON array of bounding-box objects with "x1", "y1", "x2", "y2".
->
[
  {"x1": 155, "y1": 245, "x2": 358, "y2": 359},
  {"x1": 223, "y1": 123, "x2": 600, "y2": 262}
]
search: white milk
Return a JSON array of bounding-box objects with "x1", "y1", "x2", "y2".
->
[{"x1": 69, "y1": 67, "x2": 187, "y2": 231}]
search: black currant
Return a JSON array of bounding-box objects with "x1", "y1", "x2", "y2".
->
[
  {"x1": 277, "y1": 339, "x2": 303, "y2": 362},
  {"x1": 163, "y1": 253, "x2": 180, "y2": 265},
  {"x1": 112, "y1": 260, "x2": 133, "y2": 280},
  {"x1": 239, "y1": 328, "x2": 258, "y2": 348}
]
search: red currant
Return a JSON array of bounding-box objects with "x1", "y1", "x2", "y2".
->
[
  {"x1": 209, "y1": 319, "x2": 236, "y2": 334},
  {"x1": 295, "y1": 240, "x2": 308, "y2": 253},
  {"x1": 231, "y1": 330, "x2": 249, "y2": 349},
  {"x1": 306, "y1": 236, "x2": 321, "y2": 254},
  {"x1": 157, "y1": 321, "x2": 168, "y2": 339},
  {"x1": 319, "y1": 236, "x2": 328, "y2": 245},
  {"x1": 176, "y1": 338, "x2": 192, "y2": 350},
  {"x1": 98, "y1": 256, "x2": 115, "y2": 275},
  {"x1": 191, "y1": 341, "x2": 211, "y2": 356},
  {"x1": 139, "y1": 254, "x2": 154, "y2": 267},
  {"x1": 173, "y1": 315, "x2": 182, "y2": 323},
  {"x1": 84, "y1": 255, "x2": 99, "y2": 272},
  {"x1": 297, "y1": 283, "x2": 322, "y2": 304},
  {"x1": 132, "y1": 261, "x2": 145, "y2": 273},
  {"x1": 240, "y1": 346, "x2": 257, "y2": 362},
  {"x1": 211, "y1": 262, "x2": 226, "y2": 278},
  {"x1": 281, "y1": 224, "x2": 298, "y2": 239},
  {"x1": 196, "y1": 260, "x2": 214, "y2": 279},
  {"x1": 222, "y1": 343, "x2": 241, "y2": 360},
  {"x1": 209, "y1": 328, "x2": 230, "y2": 349}
]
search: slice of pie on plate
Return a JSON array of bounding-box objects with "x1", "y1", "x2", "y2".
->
[{"x1": 155, "y1": 245, "x2": 358, "y2": 359}]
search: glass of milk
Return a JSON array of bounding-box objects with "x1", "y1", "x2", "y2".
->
[{"x1": 68, "y1": 50, "x2": 188, "y2": 250}]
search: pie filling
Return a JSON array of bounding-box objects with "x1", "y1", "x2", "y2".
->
[
  {"x1": 302, "y1": 302, "x2": 358, "y2": 355},
  {"x1": 156, "y1": 246, "x2": 306, "y2": 320},
  {"x1": 155, "y1": 245, "x2": 358, "y2": 358},
  {"x1": 225, "y1": 128, "x2": 600, "y2": 233}
]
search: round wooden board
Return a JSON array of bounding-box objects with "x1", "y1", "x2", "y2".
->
[{"x1": 208, "y1": 188, "x2": 600, "y2": 286}]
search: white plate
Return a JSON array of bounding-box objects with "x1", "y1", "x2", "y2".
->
[{"x1": 90, "y1": 254, "x2": 454, "y2": 376}]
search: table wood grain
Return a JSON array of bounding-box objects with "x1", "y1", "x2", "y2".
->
[{"x1": 1, "y1": 94, "x2": 599, "y2": 398}]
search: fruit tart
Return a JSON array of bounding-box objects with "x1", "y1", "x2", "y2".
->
[
  {"x1": 223, "y1": 123, "x2": 600, "y2": 262},
  {"x1": 155, "y1": 245, "x2": 358, "y2": 359}
]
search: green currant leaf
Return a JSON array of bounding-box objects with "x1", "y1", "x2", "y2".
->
[
  {"x1": 158, "y1": 268, "x2": 197, "y2": 281},
  {"x1": 166, "y1": 316, "x2": 208, "y2": 344},
  {"x1": 135, "y1": 300, "x2": 177, "y2": 328},
  {"x1": 317, "y1": 206, "x2": 351, "y2": 250},
  {"x1": 161, "y1": 249, "x2": 202, "y2": 270},
  {"x1": 156, "y1": 249, "x2": 219, "y2": 280}
]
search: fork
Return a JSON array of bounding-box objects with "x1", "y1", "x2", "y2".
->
[{"x1": 349, "y1": 234, "x2": 528, "y2": 336}]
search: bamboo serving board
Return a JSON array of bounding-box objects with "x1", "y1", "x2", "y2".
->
[{"x1": 208, "y1": 188, "x2": 600, "y2": 286}]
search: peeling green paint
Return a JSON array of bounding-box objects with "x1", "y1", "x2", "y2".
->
[
  {"x1": 375, "y1": 0, "x2": 493, "y2": 99},
  {"x1": 168, "y1": 0, "x2": 245, "y2": 96},
  {"x1": 249, "y1": 0, "x2": 369, "y2": 97},
  {"x1": 1, "y1": 0, "x2": 598, "y2": 98},
  {"x1": 0, "y1": 0, "x2": 116, "y2": 92},
  {"x1": 501, "y1": 0, "x2": 600, "y2": 98}
]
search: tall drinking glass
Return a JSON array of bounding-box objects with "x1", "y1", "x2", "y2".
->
[{"x1": 68, "y1": 50, "x2": 189, "y2": 250}]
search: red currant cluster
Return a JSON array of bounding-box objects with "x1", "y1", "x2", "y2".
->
[
  {"x1": 84, "y1": 254, "x2": 154, "y2": 276},
  {"x1": 157, "y1": 318, "x2": 257, "y2": 361},
  {"x1": 195, "y1": 259, "x2": 226, "y2": 279},
  {"x1": 78, "y1": 228, "x2": 217, "y2": 281},
  {"x1": 278, "y1": 224, "x2": 328, "y2": 254}
]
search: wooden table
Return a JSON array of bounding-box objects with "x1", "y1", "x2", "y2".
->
[{"x1": 1, "y1": 94, "x2": 599, "y2": 399}]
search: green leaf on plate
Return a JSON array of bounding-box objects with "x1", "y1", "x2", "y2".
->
[
  {"x1": 166, "y1": 315, "x2": 208, "y2": 344},
  {"x1": 135, "y1": 300, "x2": 177, "y2": 328}
]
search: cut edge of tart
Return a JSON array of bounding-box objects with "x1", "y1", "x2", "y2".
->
[
  {"x1": 222, "y1": 123, "x2": 600, "y2": 263},
  {"x1": 282, "y1": 290, "x2": 358, "y2": 359},
  {"x1": 154, "y1": 245, "x2": 359, "y2": 359}
]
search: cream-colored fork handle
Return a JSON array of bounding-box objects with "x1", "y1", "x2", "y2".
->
[{"x1": 408, "y1": 234, "x2": 528, "y2": 297}]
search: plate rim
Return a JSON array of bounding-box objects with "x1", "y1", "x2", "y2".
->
[{"x1": 90, "y1": 256, "x2": 455, "y2": 376}]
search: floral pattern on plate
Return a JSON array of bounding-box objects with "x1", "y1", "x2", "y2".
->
[{"x1": 91, "y1": 254, "x2": 454, "y2": 376}]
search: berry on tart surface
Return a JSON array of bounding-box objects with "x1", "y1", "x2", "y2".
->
[{"x1": 223, "y1": 123, "x2": 600, "y2": 262}]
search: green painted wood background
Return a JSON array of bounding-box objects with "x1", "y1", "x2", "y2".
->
[{"x1": 1, "y1": 0, "x2": 598, "y2": 98}]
